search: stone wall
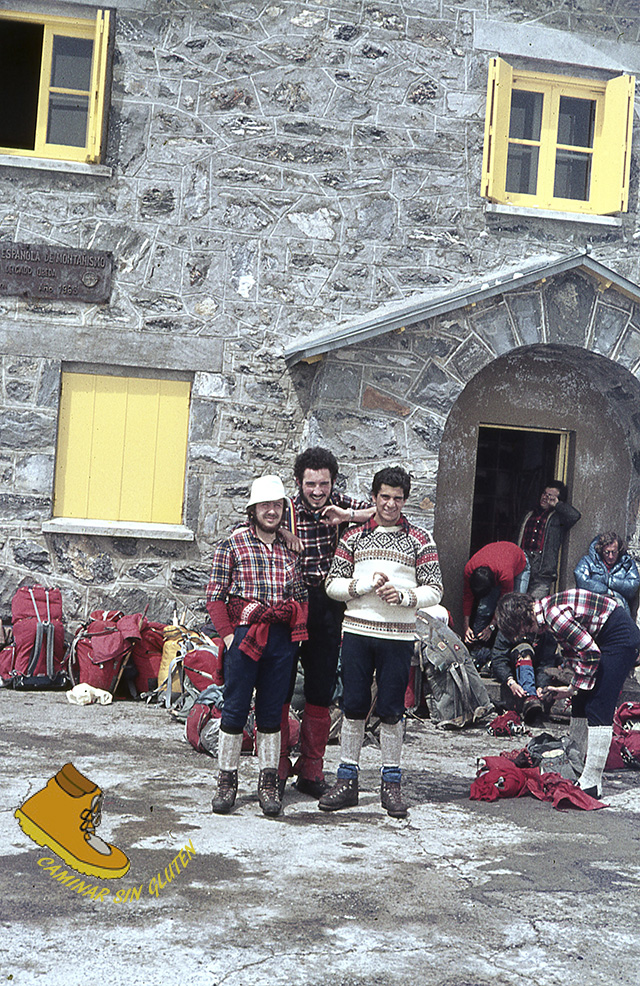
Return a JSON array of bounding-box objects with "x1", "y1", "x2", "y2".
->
[{"x1": 1, "y1": 0, "x2": 640, "y2": 622}]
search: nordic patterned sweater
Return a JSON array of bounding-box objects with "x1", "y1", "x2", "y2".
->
[{"x1": 325, "y1": 516, "x2": 443, "y2": 640}]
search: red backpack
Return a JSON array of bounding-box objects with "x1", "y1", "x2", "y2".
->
[
  {"x1": 129, "y1": 620, "x2": 166, "y2": 696},
  {"x1": 0, "y1": 586, "x2": 67, "y2": 689},
  {"x1": 68, "y1": 611, "x2": 143, "y2": 695},
  {"x1": 606, "y1": 702, "x2": 640, "y2": 770}
]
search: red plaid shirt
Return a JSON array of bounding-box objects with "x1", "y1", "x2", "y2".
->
[
  {"x1": 289, "y1": 490, "x2": 371, "y2": 586},
  {"x1": 534, "y1": 589, "x2": 619, "y2": 691},
  {"x1": 206, "y1": 525, "x2": 307, "y2": 637},
  {"x1": 521, "y1": 507, "x2": 551, "y2": 552}
]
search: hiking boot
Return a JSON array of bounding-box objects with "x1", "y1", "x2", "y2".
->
[
  {"x1": 522, "y1": 695, "x2": 544, "y2": 726},
  {"x1": 580, "y1": 784, "x2": 602, "y2": 800},
  {"x1": 257, "y1": 769, "x2": 282, "y2": 817},
  {"x1": 14, "y1": 762, "x2": 130, "y2": 879},
  {"x1": 318, "y1": 776, "x2": 358, "y2": 812},
  {"x1": 380, "y1": 778, "x2": 408, "y2": 818},
  {"x1": 211, "y1": 770, "x2": 238, "y2": 814},
  {"x1": 295, "y1": 776, "x2": 330, "y2": 798}
]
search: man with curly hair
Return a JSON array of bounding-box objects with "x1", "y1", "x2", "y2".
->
[{"x1": 279, "y1": 446, "x2": 374, "y2": 798}]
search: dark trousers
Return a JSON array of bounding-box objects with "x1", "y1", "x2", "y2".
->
[
  {"x1": 341, "y1": 631, "x2": 413, "y2": 724},
  {"x1": 221, "y1": 624, "x2": 299, "y2": 734},
  {"x1": 572, "y1": 606, "x2": 640, "y2": 726},
  {"x1": 286, "y1": 584, "x2": 344, "y2": 707}
]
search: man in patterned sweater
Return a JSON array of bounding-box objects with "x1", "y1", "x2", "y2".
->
[{"x1": 319, "y1": 466, "x2": 443, "y2": 817}]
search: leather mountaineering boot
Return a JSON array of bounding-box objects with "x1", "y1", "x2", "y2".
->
[
  {"x1": 522, "y1": 695, "x2": 545, "y2": 727},
  {"x1": 295, "y1": 776, "x2": 329, "y2": 798},
  {"x1": 318, "y1": 775, "x2": 359, "y2": 812},
  {"x1": 257, "y1": 769, "x2": 282, "y2": 817},
  {"x1": 380, "y1": 778, "x2": 408, "y2": 818},
  {"x1": 15, "y1": 762, "x2": 130, "y2": 879},
  {"x1": 211, "y1": 770, "x2": 238, "y2": 814}
]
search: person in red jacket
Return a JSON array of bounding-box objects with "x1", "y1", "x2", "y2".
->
[{"x1": 463, "y1": 542, "x2": 529, "y2": 666}]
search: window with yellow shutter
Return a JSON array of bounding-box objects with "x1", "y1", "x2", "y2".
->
[
  {"x1": 481, "y1": 57, "x2": 634, "y2": 217},
  {"x1": 53, "y1": 371, "x2": 192, "y2": 527},
  {"x1": 0, "y1": 8, "x2": 112, "y2": 164}
]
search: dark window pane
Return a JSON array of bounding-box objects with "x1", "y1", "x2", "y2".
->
[
  {"x1": 51, "y1": 35, "x2": 93, "y2": 91},
  {"x1": 0, "y1": 20, "x2": 43, "y2": 149},
  {"x1": 557, "y1": 97, "x2": 595, "y2": 148},
  {"x1": 509, "y1": 90, "x2": 543, "y2": 141},
  {"x1": 554, "y1": 150, "x2": 591, "y2": 200},
  {"x1": 506, "y1": 144, "x2": 539, "y2": 194},
  {"x1": 47, "y1": 93, "x2": 89, "y2": 146}
]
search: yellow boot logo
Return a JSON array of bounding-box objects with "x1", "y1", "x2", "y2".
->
[{"x1": 15, "y1": 762, "x2": 130, "y2": 880}]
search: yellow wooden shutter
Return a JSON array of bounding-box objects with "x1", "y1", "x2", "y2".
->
[
  {"x1": 591, "y1": 74, "x2": 634, "y2": 215},
  {"x1": 87, "y1": 8, "x2": 110, "y2": 162},
  {"x1": 54, "y1": 373, "x2": 191, "y2": 524},
  {"x1": 481, "y1": 57, "x2": 513, "y2": 201}
]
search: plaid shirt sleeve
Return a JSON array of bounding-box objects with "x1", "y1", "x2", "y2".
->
[
  {"x1": 206, "y1": 538, "x2": 234, "y2": 603},
  {"x1": 538, "y1": 591, "x2": 616, "y2": 690}
]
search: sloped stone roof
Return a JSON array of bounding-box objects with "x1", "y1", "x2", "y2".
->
[{"x1": 284, "y1": 251, "x2": 640, "y2": 366}]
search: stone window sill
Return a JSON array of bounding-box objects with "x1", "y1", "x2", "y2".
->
[
  {"x1": 0, "y1": 154, "x2": 112, "y2": 178},
  {"x1": 485, "y1": 203, "x2": 622, "y2": 227},
  {"x1": 42, "y1": 518, "x2": 195, "y2": 541}
]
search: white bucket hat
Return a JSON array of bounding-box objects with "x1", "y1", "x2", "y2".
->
[{"x1": 247, "y1": 474, "x2": 286, "y2": 507}]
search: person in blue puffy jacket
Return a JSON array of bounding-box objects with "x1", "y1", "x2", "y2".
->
[{"x1": 574, "y1": 532, "x2": 640, "y2": 614}]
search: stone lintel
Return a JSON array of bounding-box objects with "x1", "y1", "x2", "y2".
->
[{"x1": 0, "y1": 324, "x2": 224, "y2": 373}]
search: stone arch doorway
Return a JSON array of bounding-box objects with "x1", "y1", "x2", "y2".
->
[{"x1": 434, "y1": 344, "x2": 640, "y2": 629}]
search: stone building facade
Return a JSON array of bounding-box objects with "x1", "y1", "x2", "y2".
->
[{"x1": 1, "y1": 0, "x2": 640, "y2": 626}]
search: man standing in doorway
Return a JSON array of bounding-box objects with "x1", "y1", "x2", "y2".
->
[
  {"x1": 319, "y1": 466, "x2": 443, "y2": 817},
  {"x1": 280, "y1": 447, "x2": 374, "y2": 797},
  {"x1": 517, "y1": 480, "x2": 580, "y2": 598}
]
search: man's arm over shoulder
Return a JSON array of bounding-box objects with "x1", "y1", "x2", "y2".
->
[{"x1": 321, "y1": 492, "x2": 375, "y2": 527}]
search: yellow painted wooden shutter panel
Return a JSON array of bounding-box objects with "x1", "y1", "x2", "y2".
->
[
  {"x1": 87, "y1": 9, "x2": 110, "y2": 162},
  {"x1": 591, "y1": 74, "x2": 634, "y2": 215},
  {"x1": 54, "y1": 373, "x2": 191, "y2": 524},
  {"x1": 481, "y1": 57, "x2": 513, "y2": 201}
]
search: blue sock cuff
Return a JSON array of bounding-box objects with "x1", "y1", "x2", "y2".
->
[
  {"x1": 337, "y1": 763, "x2": 359, "y2": 780},
  {"x1": 381, "y1": 766, "x2": 402, "y2": 783}
]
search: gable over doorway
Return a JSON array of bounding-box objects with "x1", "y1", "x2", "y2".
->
[{"x1": 434, "y1": 345, "x2": 640, "y2": 630}]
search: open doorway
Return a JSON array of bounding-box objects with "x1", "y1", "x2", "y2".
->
[{"x1": 469, "y1": 425, "x2": 571, "y2": 557}]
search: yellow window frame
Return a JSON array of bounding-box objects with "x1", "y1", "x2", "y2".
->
[
  {"x1": 482, "y1": 57, "x2": 634, "y2": 216},
  {"x1": 53, "y1": 371, "x2": 192, "y2": 526},
  {"x1": 0, "y1": 8, "x2": 110, "y2": 163}
]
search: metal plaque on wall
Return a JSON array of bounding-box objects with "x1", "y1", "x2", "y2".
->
[{"x1": 0, "y1": 242, "x2": 112, "y2": 303}]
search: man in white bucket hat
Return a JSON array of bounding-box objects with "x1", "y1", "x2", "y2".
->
[{"x1": 206, "y1": 475, "x2": 308, "y2": 817}]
